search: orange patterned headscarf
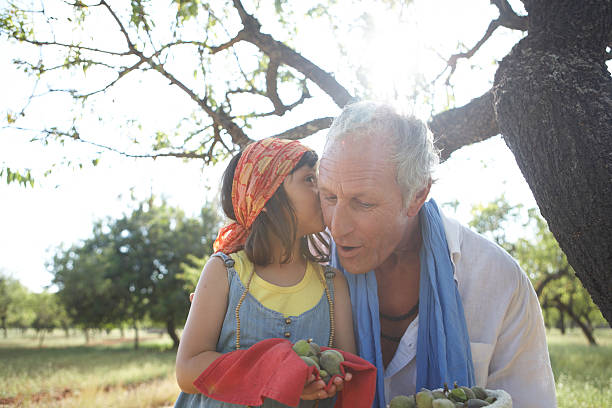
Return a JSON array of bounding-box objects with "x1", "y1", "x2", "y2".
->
[{"x1": 213, "y1": 138, "x2": 312, "y2": 254}]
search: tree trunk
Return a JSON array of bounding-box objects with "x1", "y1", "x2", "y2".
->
[
  {"x1": 554, "y1": 298, "x2": 598, "y2": 345},
  {"x1": 133, "y1": 320, "x2": 139, "y2": 350},
  {"x1": 558, "y1": 308, "x2": 566, "y2": 335},
  {"x1": 167, "y1": 319, "x2": 180, "y2": 349},
  {"x1": 2, "y1": 316, "x2": 6, "y2": 338},
  {"x1": 120, "y1": 325, "x2": 125, "y2": 339},
  {"x1": 83, "y1": 328, "x2": 90, "y2": 344},
  {"x1": 493, "y1": 0, "x2": 612, "y2": 325}
]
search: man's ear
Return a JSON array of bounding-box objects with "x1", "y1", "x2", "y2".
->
[{"x1": 406, "y1": 180, "x2": 432, "y2": 217}]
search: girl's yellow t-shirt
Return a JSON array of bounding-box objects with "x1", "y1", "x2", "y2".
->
[{"x1": 229, "y1": 250, "x2": 325, "y2": 317}]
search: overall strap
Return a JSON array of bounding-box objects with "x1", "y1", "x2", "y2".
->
[
  {"x1": 324, "y1": 265, "x2": 336, "y2": 303},
  {"x1": 211, "y1": 251, "x2": 236, "y2": 281}
]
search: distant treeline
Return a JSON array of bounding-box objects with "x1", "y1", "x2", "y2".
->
[
  {"x1": 0, "y1": 197, "x2": 221, "y2": 349},
  {"x1": 1, "y1": 196, "x2": 606, "y2": 348}
]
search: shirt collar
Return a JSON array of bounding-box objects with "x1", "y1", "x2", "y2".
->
[{"x1": 439, "y1": 207, "x2": 463, "y2": 280}]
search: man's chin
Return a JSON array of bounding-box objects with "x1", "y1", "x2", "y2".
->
[{"x1": 337, "y1": 256, "x2": 372, "y2": 275}]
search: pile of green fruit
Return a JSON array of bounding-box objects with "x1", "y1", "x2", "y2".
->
[
  {"x1": 292, "y1": 338, "x2": 345, "y2": 384},
  {"x1": 389, "y1": 382, "x2": 512, "y2": 408}
]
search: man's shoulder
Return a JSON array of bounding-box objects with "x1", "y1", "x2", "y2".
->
[{"x1": 443, "y1": 215, "x2": 524, "y2": 287}]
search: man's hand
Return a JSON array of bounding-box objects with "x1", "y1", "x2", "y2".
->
[
  {"x1": 189, "y1": 293, "x2": 194, "y2": 303},
  {"x1": 300, "y1": 372, "x2": 352, "y2": 400}
]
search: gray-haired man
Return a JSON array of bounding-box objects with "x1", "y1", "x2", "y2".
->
[{"x1": 317, "y1": 101, "x2": 556, "y2": 408}]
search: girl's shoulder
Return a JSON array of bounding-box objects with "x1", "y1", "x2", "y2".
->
[{"x1": 201, "y1": 254, "x2": 231, "y2": 283}]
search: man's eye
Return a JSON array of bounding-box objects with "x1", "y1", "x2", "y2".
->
[{"x1": 358, "y1": 201, "x2": 374, "y2": 209}]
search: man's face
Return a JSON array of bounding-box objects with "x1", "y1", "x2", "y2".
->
[{"x1": 318, "y1": 134, "x2": 409, "y2": 274}]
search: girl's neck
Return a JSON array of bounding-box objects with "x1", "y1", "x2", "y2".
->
[{"x1": 253, "y1": 237, "x2": 307, "y2": 287}]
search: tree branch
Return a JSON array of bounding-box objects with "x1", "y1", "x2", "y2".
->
[
  {"x1": 209, "y1": 29, "x2": 246, "y2": 54},
  {"x1": 438, "y1": 0, "x2": 527, "y2": 84},
  {"x1": 266, "y1": 57, "x2": 284, "y2": 114},
  {"x1": 75, "y1": 138, "x2": 208, "y2": 160},
  {"x1": 13, "y1": 38, "x2": 130, "y2": 56},
  {"x1": 271, "y1": 117, "x2": 333, "y2": 140},
  {"x1": 74, "y1": 58, "x2": 147, "y2": 98},
  {"x1": 428, "y1": 89, "x2": 499, "y2": 161},
  {"x1": 231, "y1": 0, "x2": 353, "y2": 108},
  {"x1": 14, "y1": 125, "x2": 209, "y2": 160},
  {"x1": 491, "y1": 0, "x2": 528, "y2": 31},
  {"x1": 445, "y1": 19, "x2": 502, "y2": 82},
  {"x1": 150, "y1": 61, "x2": 251, "y2": 148},
  {"x1": 535, "y1": 267, "x2": 569, "y2": 297},
  {"x1": 100, "y1": 0, "x2": 140, "y2": 55}
]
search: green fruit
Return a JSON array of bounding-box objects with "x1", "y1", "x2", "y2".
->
[
  {"x1": 310, "y1": 354, "x2": 320, "y2": 366},
  {"x1": 465, "y1": 399, "x2": 489, "y2": 408},
  {"x1": 432, "y1": 399, "x2": 455, "y2": 408},
  {"x1": 319, "y1": 369, "x2": 328, "y2": 378},
  {"x1": 308, "y1": 340, "x2": 321, "y2": 356},
  {"x1": 319, "y1": 349, "x2": 344, "y2": 376},
  {"x1": 432, "y1": 390, "x2": 447, "y2": 400},
  {"x1": 292, "y1": 339, "x2": 311, "y2": 356},
  {"x1": 415, "y1": 389, "x2": 434, "y2": 408},
  {"x1": 461, "y1": 386, "x2": 476, "y2": 400},
  {"x1": 389, "y1": 395, "x2": 416, "y2": 408},
  {"x1": 449, "y1": 388, "x2": 467, "y2": 403},
  {"x1": 300, "y1": 356, "x2": 320, "y2": 370},
  {"x1": 484, "y1": 397, "x2": 496, "y2": 404},
  {"x1": 453, "y1": 403, "x2": 463, "y2": 408},
  {"x1": 471, "y1": 387, "x2": 487, "y2": 400}
]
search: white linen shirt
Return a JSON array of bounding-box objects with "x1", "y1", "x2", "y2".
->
[{"x1": 383, "y1": 212, "x2": 557, "y2": 408}]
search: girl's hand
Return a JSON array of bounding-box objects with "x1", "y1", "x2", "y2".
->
[
  {"x1": 300, "y1": 372, "x2": 353, "y2": 400},
  {"x1": 300, "y1": 374, "x2": 326, "y2": 400}
]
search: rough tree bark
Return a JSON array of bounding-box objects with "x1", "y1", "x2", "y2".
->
[{"x1": 493, "y1": 0, "x2": 612, "y2": 324}]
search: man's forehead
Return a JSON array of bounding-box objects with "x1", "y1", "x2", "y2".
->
[
  {"x1": 321, "y1": 135, "x2": 392, "y2": 169},
  {"x1": 319, "y1": 140, "x2": 396, "y2": 192}
]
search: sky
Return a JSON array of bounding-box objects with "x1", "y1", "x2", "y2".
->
[{"x1": 0, "y1": 0, "x2": 540, "y2": 292}]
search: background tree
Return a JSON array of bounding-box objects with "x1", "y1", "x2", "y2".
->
[
  {"x1": 135, "y1": 201, "x2": 221, "y2": 348},
  {"x1": 50, "y1": 197, "x2": 221, "y2": 348},
  {"x1": 467, "y1": 197, "x2": 606, "y2": 344},
  {"x1": 1, "y1": 0, "x2": 610, "y2": 323},
  {"x1": 514, "y1": 210, "x2": 606, "y2": 345},
  {"x1": 51, "y1": 229, "x2": 121, "y2": 343},
  {"x1": 0, "y1": 271, "x2": 33, "y2": 337},
  {"x1": 29, "y1": 291, "x2": 64, "y2": 347}
]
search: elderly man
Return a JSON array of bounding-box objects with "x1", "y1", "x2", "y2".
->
[{"x1": 317, "y1": 101, "x2": 556, "y2": 408}]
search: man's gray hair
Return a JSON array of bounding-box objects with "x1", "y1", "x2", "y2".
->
[{"x1": 324, "y1": 101, "x2": 440, "y2": 206}]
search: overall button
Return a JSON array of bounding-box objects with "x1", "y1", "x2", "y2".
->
[
  {"x1": 284, "y1": 332, "x2": 291, "y2": 338},
  {"x1": 285, "y1": 318, "x2": 292, "y2": 324}
]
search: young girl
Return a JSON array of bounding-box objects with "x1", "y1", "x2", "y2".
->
[{"x1": 174, "y1": 138, "x2": 356, "y2": 407}]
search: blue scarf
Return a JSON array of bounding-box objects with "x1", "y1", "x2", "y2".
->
[{"x1": 331, "y1": 199, "x2": 474, "y2": 407}]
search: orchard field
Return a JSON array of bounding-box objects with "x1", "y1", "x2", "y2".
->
[{"x1": 0, "y1": 329, "x2": 610, "y2": 408}]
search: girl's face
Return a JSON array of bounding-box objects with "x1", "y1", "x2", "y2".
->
[{"x1": 282, "y1": 164, "x2": 325, "y2": 237}]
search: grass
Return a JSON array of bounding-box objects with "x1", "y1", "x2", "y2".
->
[
  {"x1": 547, "y1": 328, "x2": 611, "y2": 408},
  {"x1": 0, "y1": 329, "x2": 181, "y2": 407},
  {"x1": 0, "y1": 328, "x2": 610, "y2": 407}
]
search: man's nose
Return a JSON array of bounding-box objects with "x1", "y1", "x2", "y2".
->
[{"x1": 329, "y1": 204, "x2": 354, "y2": 239}]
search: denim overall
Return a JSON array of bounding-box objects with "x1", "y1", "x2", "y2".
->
[{"x1": 174, "y1": 252, "x2": 337, "y2": 408}]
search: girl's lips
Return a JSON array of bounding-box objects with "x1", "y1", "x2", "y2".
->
[{"x1": 337, "y1": 245, "x2": 362, "y2": 258}]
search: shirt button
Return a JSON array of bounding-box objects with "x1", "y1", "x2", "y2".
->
[
  {"x1": 285, "y1": 318, "x2": 292, "y2": 324},
  {"x1": 284, "y1": 332, "x2": 291, "y2": 338}
]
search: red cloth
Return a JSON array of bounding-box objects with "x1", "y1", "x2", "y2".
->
[
  {"x1": 213, "y1": 138, "x2": 311, "y2": 255},
  {"x1": 193, "y1": 338, "x2": 376, "y2": 408}
]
